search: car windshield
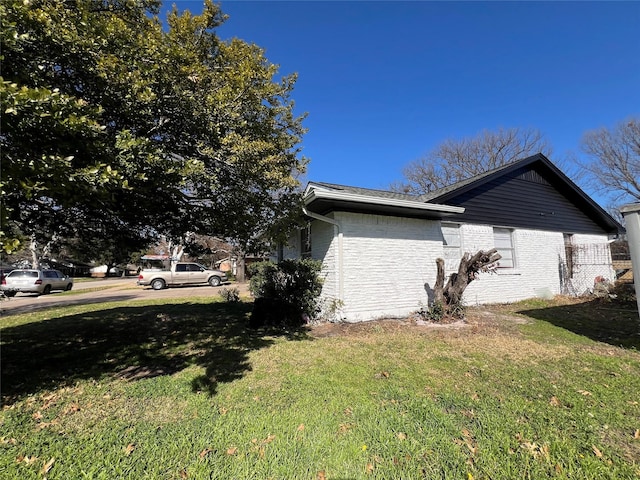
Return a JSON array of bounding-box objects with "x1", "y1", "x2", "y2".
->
[{"x1": 9, "y1": 271, "x2": 38, "y2": 278}]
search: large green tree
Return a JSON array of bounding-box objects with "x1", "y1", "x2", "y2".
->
[{"x1": 1, "y1": 0, "x2": 306, "y2": 259}]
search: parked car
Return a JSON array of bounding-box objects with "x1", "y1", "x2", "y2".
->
[
  {"x1": 0, "y1": 269, "x2": 73, "y2": 296},
  {"x1": 137, "y1": 262, "x2": 227, "y2": 290}
]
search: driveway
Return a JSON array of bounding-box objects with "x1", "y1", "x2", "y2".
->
[{"x1": 1, "y1": 277, "x2": 250, "y2": 316}]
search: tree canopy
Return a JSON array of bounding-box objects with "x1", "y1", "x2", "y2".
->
[
  {"x1": 1, "y1": 0, "x2": 307, "y2": 258},
  {"x1": 580, "y1": 117, "x2": 640, "y2": 206},
  {"x1": 392, "y1": 127, "x2": 552, "y2": 195}
]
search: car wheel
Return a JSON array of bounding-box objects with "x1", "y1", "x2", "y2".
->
[
  {"x1": 65, "y1": 283, "x2": 73, "y2": 291},
  {"x1": 208, "y1": 276, "x2": 221, "y2": 287},
  {"x1": 4, "y1": 291, "x2": 16, "y2": 298},
  {"x1": 43, "y1": 285, "x2": 52, "y2": 295},
  {"x1": 151, "y1": 279, "x2": 166, "y2": 290}
]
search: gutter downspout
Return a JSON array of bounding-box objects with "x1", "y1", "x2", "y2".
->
[{"x1": 302, "y1": 207, "x2": 344, "y2": 304}]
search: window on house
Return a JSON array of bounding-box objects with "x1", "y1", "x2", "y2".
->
[
  {"x1": 442, "y1": 223, "x2": 462, "y2": 261},
  {"x1": 564, "y1": 233, "x2": 575, "y2": 278},
  {"x1": 301, "y1": 223, "x2": 312, "y2": 258},
  {"x1": 493, "y1": 227, "x2": 515, "y2": 268}
]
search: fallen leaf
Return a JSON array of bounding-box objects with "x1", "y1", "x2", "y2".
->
[
  {"x1": 124, "y1": 444, "x2": 135, "y2": 456},
  {"x1": 1, "y1": 437, "x2": 17, "y2": 445},
  {"x1": 316, "y1": 470, "x2": 327, "y2": 480},
  {"x1": 592, "y1": 445, "x2": 603, "y2": 458},
  {"x1": 32, "y1": 411, "x2": 43, "y2": 421},
  {"x1": 16, "y1": 455, "x2": 39, "y2": 465},
  {"x1": 226, "y1": 447, "x2": 237, "y2": 456},
  {"x1": 199, "y1": 448, "x2": 213, "y2": 459},
  {"x1": 218, "y1": 407, "x2": 228, "y2": 415},
  {"x1": 297, "y1": 424, "x2": 305, "y2": 431},
  {"x1": 64, "y1": 403, "x2": 80, "y2": 415},
  {"x1": 338, "y1": 423, "x2": 354, "y2": 434},
  {"x1": 397, "y1": 432, "x2": 407, "y2": 441},
  {"x1": 634, "y1": 429, "x2": 640, "y2": 439},
  {"x1": 41, "y1": 457, "x2": 55, "y2": 475},
  {"x1": 180, "y1": 468, "x2": 188, "y2": 479},
  {"x1": 578, "y1": 390, "x2": 592, "y2": 396},
  {"x1": 549, "y1": 396, "x2": 561, "y2": 407},
  {"x1": 366, "y1": 462, "x2": 374, "y2": 474},
  {"x1": 264, "y1": 434, "x2": 276, "y2": 444},
  {"x1": 344, "y1": 407, "x2": 353, "y2": 416}
]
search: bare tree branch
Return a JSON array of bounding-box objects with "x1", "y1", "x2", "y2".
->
[
  {"x1": 394, "y1": 127, "x2": 552, "y2": 194},
  {"x1": 580, "y1": 117, "x2": 640, "y2": 205}
]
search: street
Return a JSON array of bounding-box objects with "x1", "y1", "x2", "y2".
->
[{"x1": 1, "y1": 277, "x2": 249, "y2": 316}]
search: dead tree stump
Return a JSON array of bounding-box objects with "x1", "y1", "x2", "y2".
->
[{"x1": 434, "y1": 248, "x2": 502, "y2": 318}]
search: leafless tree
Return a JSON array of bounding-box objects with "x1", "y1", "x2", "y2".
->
[
  {"x1": 392, "y1": 127, "x2": 552, "y2": 195},
  {"x1": 580, "y1": 117, "x2": 640, "y2": 205}
]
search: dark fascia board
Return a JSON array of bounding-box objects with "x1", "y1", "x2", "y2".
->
[
  {"x1": 426, "y1": 153, "x2": 624, "y2": 234},
  {"x1": 304, "y1": 182, "x2": 464, "y2": 220}
]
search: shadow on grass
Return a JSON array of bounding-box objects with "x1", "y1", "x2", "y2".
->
[
  {"x1": 1, "y1": 301, "x2": 311, "y2": 404},
  {"x1": 518, "y1": 298, "x2": 640, "y2": 349}
]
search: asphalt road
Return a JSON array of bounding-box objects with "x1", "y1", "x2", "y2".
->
[{"x1": 0, "y1": 277, "x2": 250, "y2": 316}]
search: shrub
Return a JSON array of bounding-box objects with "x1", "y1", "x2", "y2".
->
[
  {"x1": 248, "y1": 259, "x2": 323, "y2": 327},
  {"x1": 218, "y1": 287, "x2": 240, "y2": 303}
]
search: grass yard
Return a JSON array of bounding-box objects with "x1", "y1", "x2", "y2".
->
[{"x1": 1, "y1": 296, "x2": 639, "y2": 479}]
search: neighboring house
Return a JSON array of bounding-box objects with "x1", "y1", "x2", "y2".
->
[{"x1": 285, "y1": 154, "x2": 623, "y2": 322}]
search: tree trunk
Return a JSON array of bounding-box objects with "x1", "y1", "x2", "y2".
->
[
  {"x1": 30, "y1": 235, "x2": 39, "y2": 269},
  {"x1": 236, "y1": 254, "x2": 246, "y2": 283},
  {"x1": 433, "y1": 248, "x2": 501, "y2": 318}
]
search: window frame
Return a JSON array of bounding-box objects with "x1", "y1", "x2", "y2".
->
[
  {"x1": 441, "y1": 222, "x2": 462, "y2": 262},
  {"x1": 493, "y1": 227, "x2": 516, "y2": 269}
]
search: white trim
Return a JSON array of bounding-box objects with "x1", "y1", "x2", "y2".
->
[{"x1": 304, "y1": 188, "x2": 465, "y2": 215}]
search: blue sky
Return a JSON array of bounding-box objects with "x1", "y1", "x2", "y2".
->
[{"x1": 169, "y1": 1, "x2": 639, "y2": 198}]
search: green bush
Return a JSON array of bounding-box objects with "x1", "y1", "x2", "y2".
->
[
  {"x1": 218, "y1": 287, "x2": 240, "y2": 303},
  {"x1": 248, "y1": 259, "x2": 323, "y2": 326}
]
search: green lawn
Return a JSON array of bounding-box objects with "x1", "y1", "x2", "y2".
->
[{"x1": 1, "y1": 296, "x2": 639, "y2": 479}]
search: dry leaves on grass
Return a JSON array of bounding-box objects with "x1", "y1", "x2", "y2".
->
[
  {"x1": 16, "y1": 455, "x2": 39, "y2": 465},
  {"x1": 123, "y1": 443, "x2": 136, "y2": 456},
  {"x1": 41, "y1": 457, "x2": 55, "y2": 475},
  {"x1": 199, "y1": 448, "x2": 213, "y2": 459},
  {"x1": 456, "y1": 429, "x2": 478, "y2": 456}
]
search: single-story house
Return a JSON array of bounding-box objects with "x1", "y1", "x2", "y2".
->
[{"x1": 283, "y1": 153, "x2": 623, "y2": 322}]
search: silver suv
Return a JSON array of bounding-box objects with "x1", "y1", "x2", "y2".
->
[{"x1": 1, "y1": 269, "x2": 73, "y2": 296}]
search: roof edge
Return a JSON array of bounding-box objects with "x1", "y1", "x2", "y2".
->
[{"x1": 304, "y1": 185, "x2": 465, "y2": 215}]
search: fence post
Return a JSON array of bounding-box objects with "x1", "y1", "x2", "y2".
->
[{"x1": 621, "y1": 203, "x2": 640, "y2": 318}]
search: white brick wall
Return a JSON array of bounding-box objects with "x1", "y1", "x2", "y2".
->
[
  {"x1": 311, "y1": 219, "x2": 338, "y2": 304},
  {"x1": 459, "y1": 226, "x2": 613, "y2": 305},
  {"x1": 334, "y1": 212, "x2": 443, "y2": 322},
  {"x1": 288, "y1": 213, "x2": 615, "y2": 321},
  {"x1": 461, "y1": 226, "x2": 565, "y2": 304}
]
